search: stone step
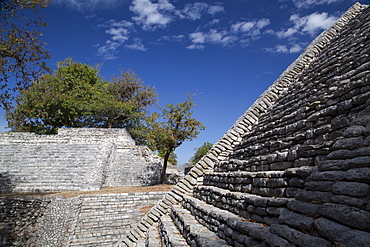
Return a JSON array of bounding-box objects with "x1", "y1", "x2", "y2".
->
[
  {"x1": 181, "y1": 195, "x2": 292, "y2": 247},
  {"x1": 145, "y1": 222, "x2": 162, "y2": 247},
  {"x1": 160, "y1": 214, "x2": 188, "y2": 247},
  {"x1": 170, "y1": 204, "x2": 231, "y2": 247},
  {"x1": 70, "y1": 238, "x2": 119, "y2": 246},
  {"x1": 203, "y1": 167, "x2": 316, "y2": 197},
  {"x1": 193, "y1": 185, "x2": 292, "y2": 226}
]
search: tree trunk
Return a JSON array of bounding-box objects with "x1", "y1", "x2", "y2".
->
[{"x1": 160, "y1": 149, "x2": 171, "y2": 184}]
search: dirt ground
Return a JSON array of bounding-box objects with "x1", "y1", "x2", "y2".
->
[{"x1": 0, "y1": 184, "x2": 174, "y2": 198}]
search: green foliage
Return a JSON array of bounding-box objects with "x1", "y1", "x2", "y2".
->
[
  {"x1": 158, "y1": 150, "x2": 178, "y2": 166},
  {"x1": 187, "y1": 142, "x2": 213, "y2": 167},
  {"x1": 140, "y1": 94, "x2": 205, "y2": 183},
  {"x1": 6, "y1": 59, "x2": 157, "y2": 134},
  {"x1": 1, "y1": 0, "x2": 51, "y2": 108}
]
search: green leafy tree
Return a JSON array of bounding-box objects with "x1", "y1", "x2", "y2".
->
[
  {"x1": 187, "y1": 142, "x2": 213, "y2": 167},
  {"x1": 6, "y1": 59, "x2": 157, "y2": 134},
  {"x1": 158, "y1": 150, "x2": 178, "y2": 166},
  {"x1": 1, "y1": 0, "x2": 51, "y2": 108},
  {"x1": 143, "y1": 94, "x2": 205, "y2": 183}
]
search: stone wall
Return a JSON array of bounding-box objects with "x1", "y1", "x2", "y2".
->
[
  {"x1": 0, "y1": 197, "x2": 52, "y2": 246},
  {"x1": 0, "y1": 128, "x2": 182, "y2": 192},
  {"x1": 0, "y1": 128, "x2": 135, "y2": 147},
  {"x1": 0, "y1": 191, "x2": 168, "y2": 247},
  {"x1": 0, "y1": 143, "x2": 115, "y2": 193},
  {"x1": 118, "y1": 3, "x2": 370, "y2": 246}
]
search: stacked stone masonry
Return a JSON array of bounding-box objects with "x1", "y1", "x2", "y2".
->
[
  {"x1": 119, "y1": 3, "x2": 370, "y2": 247},
  {"x1": 0, "y1": 191, "x2": 167, "y2": 247},
  {"x1": 0, "y1": 128, "x2": 181, "y2": 193}
]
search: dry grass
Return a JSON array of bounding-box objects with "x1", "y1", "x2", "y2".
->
[{"x1": 0, "y1": 184, "x2": 174, "y2": 199}]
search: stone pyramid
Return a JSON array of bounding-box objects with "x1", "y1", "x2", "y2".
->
[{"x1": 119, "y1": 2, "x2": 370, "y2": 247}]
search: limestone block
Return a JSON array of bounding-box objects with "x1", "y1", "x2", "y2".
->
[
  {"x1": 345, "y1": 167, "x2": 370, "y2": 182},
  {"x1": 314, "y1": 217, "x2": 370, "y2": 247},
  {"x1": 295, "y1": 190, "x2": 333, "y2": 203},
  {"x1": 287, "y1": 200, "x2": 321, "y2": 217},
  {"x1": 288, "y1": 178, "x2": 305, "y2": 188},
  {"x1": 278, "y1": 209, "x2": 314, "y2": 232},
  {"x1": 333, "y1": 137, "x2": 364, "y2": 150},
  {"x1": 270, "y1": 224, "x2": 331, "y2": 247},
  {"x1": 343, "y1": 125, "x2": 365, "y2": 137},
  {"x1": 330, "y1": 195, "x2": 368, "y2": 209},
  {"x1": 332, "y1": 181, "x2": 370, "y2": 197},
  {"x1": 319, "y1": 203, "x2": 370, "y2": 231},
  {"x1": 304, "y1": 181, "x2": 334, "y2": 192},
  {"x1": 309, "y1": 170, "x2": 346, "y2": 181}
]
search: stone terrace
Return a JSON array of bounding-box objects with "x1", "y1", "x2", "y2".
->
[
  {"x1": 0, "y1": 128, "x2": 173, "y2": 193},
  {"x1": 119, "y1": 3, "x2": 370, "y2": 247},
  {"x1": 0, "y1": 191, "x2": 168, "y2": 247}
]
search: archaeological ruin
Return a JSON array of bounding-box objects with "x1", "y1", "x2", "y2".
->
[
  {"x1": 119, "y1": 2, "x2": 370, "y2": 247},
  {"x1": 1, "y1": 2, "x2": 370, "y2": 247}
]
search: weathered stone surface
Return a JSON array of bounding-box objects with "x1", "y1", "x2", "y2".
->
[
  {"x1": 0, "y1": 129, "x2": 183, "y2": 193},
  {"x1": 333, "y1": 137, "x2": 364, "y2": 150},
  {"x1": 314, "y1": 218, "x2": 370, "y2": 247},
  {"x1": 278, "y1": 209, "x2": 314, "y2": 231},
  {"x1": 305, "y1": 181, "x2": 333, "y2": 192},
  {"x1": 270, "y1": 224, "x2": 331, "y2": 247},
  {"x1": 309, "y1": 170, "x2": 346, "y2": 181},
  {"x1": 330, "y1": 195, "x2": 368, "y2": 208},
  {"x1": 319, "y1": 203, "x2": 370, "y2": 231},
  {"x1": 287, "y1": 200, "x2": 321, "y2": 216},
  {"x1": 345, "y1": 167, "x2": 370, "y2": 182},
  {"x1": 295, "y1": 190, "x2": 333, "y2": 203},
  {"x1": 332, "y1": 181, "x2": 370, "y2": 197},
  {"x1": 5, "y1": 2, "x2": 370, "y2": 247}
]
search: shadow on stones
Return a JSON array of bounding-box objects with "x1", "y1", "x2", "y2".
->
[{"x1": 0, "y1": 172, "x2": 16, "y2": 194}]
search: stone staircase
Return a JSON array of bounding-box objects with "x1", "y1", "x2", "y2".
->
[
  {"x1": 119, "y1": 3, "x2": 370, "y2": 247},
  {"x1": 68, "y1": 192, "x2": 168, "y2": 247},
  {"x1": 144, "y1": 166, "x2": 314, "y2": 246},
  {"x1": 70, "y1": 194, "x2": 135, "y2": 246}
]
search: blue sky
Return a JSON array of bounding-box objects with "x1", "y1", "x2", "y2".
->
[{"x1": 1, "y1": 0, "x2": 368, "y2": 166}]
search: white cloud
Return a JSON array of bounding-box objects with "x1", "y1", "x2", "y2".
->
[
  {"x1": 265, "y1": 43, "x2": 303, "y2": 53},
  {"x1": 101, "y1": 19, "x2": 134, "y2": 28},
  {"x1": 186, "y1": 44, "x2": 205, "y2": 50},
  {"x1": 231, "y1": 18, "x2": 270, "y2": 38},
  {"x1": 276, "y1": 27, "x2": 298, "y2": 38},
  {"x1": 97, "y1": 40, "x2": 121, "y2": 60},
  {"x1": 289, "y1": 43, "x2": 302, "y2": 53},
  {"x1": 207, "y1": 5, "x2": 224, "y2": 15},
  {"x1": 189, "y1": 32, "x2": 206, "y2": 44},
  {"x1": 96, "y1": 19, "x2": 137, "y2": 59},
  {"x1": 158, "y1": 34, "x2": 185, "y2": 43},
  {"x1": 276, "y1": 44, "x2": 289, "y2": 53},
  {"x1": 106, "y1": 27, "x2": 129, "y2": 43},
  {"x1": 189, "y1": 29, "x2": 236, "y2": 47},
  {"x1": 232, "y1": 21, "x2": 255, "y2": 32},
  {"x1": 125, "y1": 38, "x2": 147, "y2": 51},
  {"x1": 208, "y1": 19, "x2": 220, "y2": 26},
  {"x1": 130, "y1": 0, "x2": 175, "y2": 30},
  {"x1": 292, "y1": 0, "x2": 345, "y2": 9},
  {"x1": 181, "y1": 2, "x2": 208, "y2": 20},
  {"x1": 53, "y1": 0, "x2": 126, "y2": 12},
  {"x1": 298, "y1": 12, "x2": 337, "y2": 35},
  {"x1": 277, "y1": 12, "x2": 338, "y2": 38},
  {"x1": 179, "y1": 2, "x2": 224, "y2": 20},
  {"x1": 257, "y1": 19, "x2": 271, "y2": 29}
]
